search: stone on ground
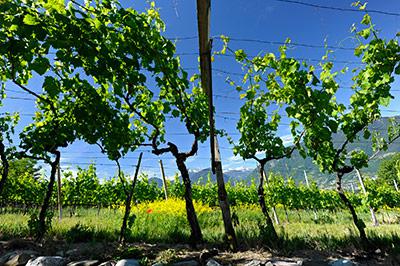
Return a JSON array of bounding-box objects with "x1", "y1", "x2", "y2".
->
[
  {"x1": 26, "y1": 256, "x2": 67, "y2": 266},
  {"x1": 206, "y1": 259, "x2": 221, "y2": 266},
  {"x1": 171, "y1": 260, "x2": 199, "y2": 266},
  {"x1": 115, "y1": 259, "x2": 140, "y2": 266},
  {"x1": 67, "y1": 260, "x2": 99, "y2": 266}
]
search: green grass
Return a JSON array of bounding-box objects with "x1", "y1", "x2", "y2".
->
[{"x1": 1, "y1": 205, "x2": 400, "y2": 252}]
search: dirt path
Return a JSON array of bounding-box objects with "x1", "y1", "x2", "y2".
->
[{"x1": 1, "y1": 239, "x2": 399, "y2": 265}]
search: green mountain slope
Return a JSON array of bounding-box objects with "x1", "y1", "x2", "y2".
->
[{"x1": 261, "y1": 116, "x2": 400, "y2": 187}]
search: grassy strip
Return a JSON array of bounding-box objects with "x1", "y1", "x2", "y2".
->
[{"x1": 1, "y1": 200, "x2": 399, "y2": 252}]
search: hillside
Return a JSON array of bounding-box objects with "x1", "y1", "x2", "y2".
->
[{"x1": 188, "y1": 116, "x2": 400, "y2": 188}]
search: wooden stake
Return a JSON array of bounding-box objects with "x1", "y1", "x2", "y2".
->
[
  {"x1": 394, "y1": 179, "x2": 399, "y2": 192},
  {"x1": 304, "y1": 170, "x2": 318, "y2": 221},
  {"x1": 159, "y1": 160, "x2": 168, "y2": 200},
  {"x1": 57, "y1": 162, "x2": 62, "y2": 221},
  {"x1": 119, "y1": 152, "x2": 143, "y2": 243},
  {"x1": 355, "y1": 168, "x2": 378, "y2": 226},
  {"x1": 303, "y1": 170, "x2": 310, "y2": 187},
  {"x1": 214, "y1": 136, "x2": 238, "y2": 251}
]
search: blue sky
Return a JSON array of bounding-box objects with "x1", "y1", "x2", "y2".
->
[{"x1": 3, "y1": 0, "x2": 400, "y2": 180}]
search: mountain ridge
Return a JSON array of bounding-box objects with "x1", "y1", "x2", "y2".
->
[{"x1": 185, "y1": 116, "x2": 400, "y2": 188}]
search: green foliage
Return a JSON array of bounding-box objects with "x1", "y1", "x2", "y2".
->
[
  {"x1": 0, "y1": 86, "x2": 19, "y2": 164},
  {"x1": 230, "y1": 14, "x2": 400, "y2": 176},
  {"x1": 377, "y1": 153, "x2": 400, "y2": 184},
  {"x1": 27, "y1": 210, "x2": 53, "y2": 238},
  {"x1": 363, "y1": 177, "x2": 400, "y2": 210},
  {"x1": 2, "y1": 162, "x2": 399, "y2": 213},
  {"x1": 1, "y1": 158, "x2": 45, "y2": 206},
  {"x1": 62, "y1": 164, "x2": 100, "y2": 207}
]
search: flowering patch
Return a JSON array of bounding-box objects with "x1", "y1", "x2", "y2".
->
[{"x1": 129, "y1": 198, "x2": 212, "y2": 216}]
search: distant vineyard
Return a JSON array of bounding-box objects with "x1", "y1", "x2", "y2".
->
[{"x1": 1, "y1": 163, "x2": 399, "y2": 214}]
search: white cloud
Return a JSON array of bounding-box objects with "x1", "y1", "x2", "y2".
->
[
  {"x1": 224, "y1": 165, "x2": 255, "y2": 172},
  {"x1": 223, "y1": 158, "x2": 256, "y2": 172},
  {"x1": 188, "y1": 168, "x2": 202, "y2": 173},
  {"x1": 281, "y1": 134, "x2": 294, "y2": 146},
  {"x1": 228, "y1": 154, "x2": 245, "y2": 162}
]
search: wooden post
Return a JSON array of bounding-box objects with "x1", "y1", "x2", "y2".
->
[
  {"x1": 394, "y1": 179, "x2": 399, "y2": 192},
  {"x1": 159, "y1": 160, "x2": 168, "y2": 200},
  {"x1": 303, "y1": 170, "x2": 310, "y2": 187},
  {"x1": 57, "y1": 162, "x2": 62, "y2": 221},
  {"x1": 119, "y1": 152, "x2": 143, "y2": 243},
  {"x1": 196, "y1": 0, "x2": 215, "y2": 171},
  {"x1": 214, "y1": 136, "x2": 238, "y2": 251},
  {"x1": 355, "y1": 168, "x2": 378, "y2": 226},
  {"x1": 196, "y1": 0, "x2": 237, "y2": 251},
  {"x1": 304, "y1": 170, "x2": 318, "y2": 221},
  {"x1": 262, "y1": 169, "x2": 280, "y2": 225}
]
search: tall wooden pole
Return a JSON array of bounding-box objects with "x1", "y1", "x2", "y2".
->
[
  {"x1": 159, "y1": 160, "x2": 168, "y2": 200},
  {"x1": 57, "y1": 161, "x2": 62, "y2": 221},
  {"x1": 355, "y1": 168, "x2": 378, "y2": 226},
  {"x1": 196, "y1": 0, "x2": 215, "y2": 171},
  {"x1": 196, "y1": 0, "x2": 237, "y2": 251}
]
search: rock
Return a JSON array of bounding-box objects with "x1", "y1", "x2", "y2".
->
[
  {"x1": 151, "y1": 263, "x2": 164, "y2": 266},
  {"x1": 375, "y1": 248, "x2": 381, "y2": 254},
  {"x1": 0, "y1": 252, "x2": 18, "y2": 265},
  {"x1": 273, "y1": 261, "x2": 303, "y2": 266},
  {"x1": 199, "y1": 249, "x2": 218, "y2": 263},
  {"x1": 265, "y1": 262, "x2": 273, "y2": 266},
  {"x1": 245, "y1": 260, "x2": 263, "y2": 266},
  {"x1": 99, "y1": 261, "x2": 116, "y2": 266},
  {"x1": 115, "y1": 259, "x2": 140, "y2": 266},
  {"x1": 0, "y1": 250, "x2": 39, "y2": 266},
  {"x1": 206, "y1": 259, "x2": 221, "y2": 266},
  {"x1": 5, "y1": 252, "x2": 36, "y2": 266},
  {"x1": 67, "y1": 260, "x2": 99, "y2": 266},
  {"x1": 330, "y1": 259, "x2": 354, "y2": 266},
  {"x1": 26, "y1": 256, "x2": 67, "y2": 266},
  {"x1": 296, "y1": 261, "x2": 303, "y2": 266},
  {"x1": 172, "y1": 260, "x2": 199, "y2": 266}
]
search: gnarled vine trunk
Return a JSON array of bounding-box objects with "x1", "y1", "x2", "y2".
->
[
  {"x1": 0, "y1": 140, "x2": 9, "y2": 196},
  {"x1": 258, "y1": 163, "x2": 278, "y2": 242},
  {"x1": 36, "y1": 151, "x2": 60, "y2": 242},
  {"x1": 336, "y1": 172, "x2": 368, "y2": 246},
  {"x1": 176, "y1": 157, "x2": 202, "y2": 245}
]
